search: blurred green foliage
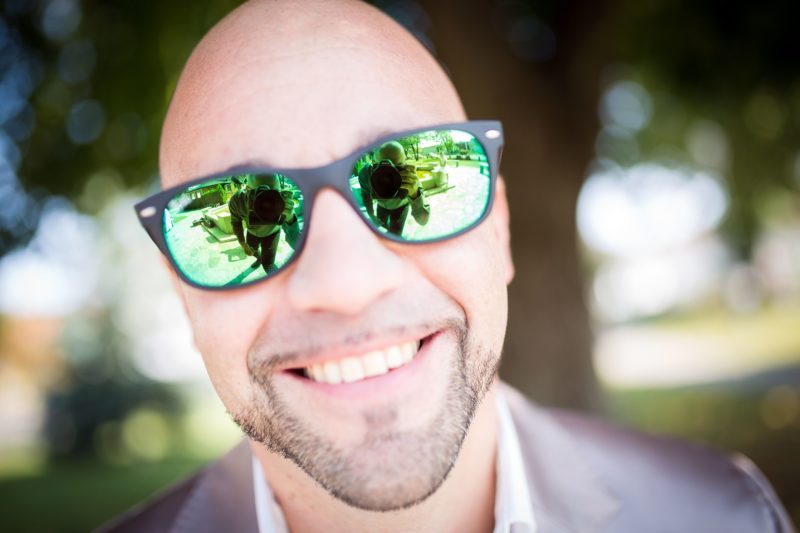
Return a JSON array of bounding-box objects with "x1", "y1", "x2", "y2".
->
[
  {"x1": 1, "y1": 0, "x2": 242, "y2": 254},
  {"x1": 21, "y1": 0, "x2": 241, "y2": 198},
  {"x1": 615, "y1": 0, "x2": 800, "y2": 258}
]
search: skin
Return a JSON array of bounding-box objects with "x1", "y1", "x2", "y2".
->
[
  {"x1": 159, "y1": 1, "x2": 514, "y2": 531},
  {"x1": 247, "y1": 174, "x2": 281, "y2": 188},
  {"x1": 378, "y1": 141, "x2": 406, "y2": 164}
]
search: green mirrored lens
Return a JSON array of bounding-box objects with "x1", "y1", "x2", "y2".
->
[
  {"x1": 163, "y1": 173, "x2": 304, "y2": 288},
  {"x1": 350, "y1": 129, "x2": 491, "y2": 241}
]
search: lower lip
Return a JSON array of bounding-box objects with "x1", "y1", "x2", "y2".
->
[{"x1": 279, "y1": 331, "x2": 443, "y2": 401}]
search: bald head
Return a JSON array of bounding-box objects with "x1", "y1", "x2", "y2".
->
[
  {"x1": 248, "y1": 174, "x2": 280, "y2": 189},
  {"x1": 160, "y1": 0, "x2": 465, "y2": 186},
  {"x1": 378, "y1": 141, "x2": 406, "y2": 165}
]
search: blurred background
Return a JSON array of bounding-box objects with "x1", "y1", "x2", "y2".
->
[{"x1": 0, "y1": 0, "x2": 798, "y2": 530}]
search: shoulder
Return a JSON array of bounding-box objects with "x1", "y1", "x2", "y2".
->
[
  {"x1": 228, "y1": 189, "x2": 248, "y2": 211},
  {"x1": 549, "y1": 408, "x2": 792, "y2": 531},
  {"x1": 95, "y1": 441, "x2": 257, "y2": 533},
  {"x1": 229, "y1": 189, "x2": 247, "y2": 200},
  {"x1": 501, "y1": 385, "x2": 795, "y2": 532},
  {"x1": 95, "y1": 471, "x2": 203, "y2": 532}
]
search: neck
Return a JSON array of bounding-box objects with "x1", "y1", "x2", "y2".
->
[{"x1": 251, "y1": 383, "x2": 499, "y2": 533}]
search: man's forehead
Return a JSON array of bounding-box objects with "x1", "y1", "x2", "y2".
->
[{"x1": 159, "y1": 0, "x2": 465, "y2": 189}]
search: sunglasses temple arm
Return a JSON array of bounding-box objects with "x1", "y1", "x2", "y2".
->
[{"x1": 136, "y1": 212, "x2": 166, "y2": 250}]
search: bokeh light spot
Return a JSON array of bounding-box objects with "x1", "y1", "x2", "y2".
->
[
  {"x1": 42, "y1": 0, "x2": 82, "y2": 43},
  {"x1": 121, "y1": 408, "x2": 171, "y2": 461},
  {"x1": 601, "y1": 80, "x2": 653, "y2": 132},
  {"x1": 66, "y1": 99, "x2": 105, "y2": 145}
]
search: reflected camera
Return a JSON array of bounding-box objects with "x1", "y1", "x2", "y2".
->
[
  {"x1": 370, "y1": 160, "x2": 402, "y2": 199},
  {"x1": 251, "y1": 187, "x2": 285, "y2": 224}
]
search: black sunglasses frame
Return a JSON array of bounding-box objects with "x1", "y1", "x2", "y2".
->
[{"x1": 135, "y1": 120, "x2": 504, "y2": 291}]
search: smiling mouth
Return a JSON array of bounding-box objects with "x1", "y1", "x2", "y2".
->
[{"x1": 288, "y1": 339, "x2": 423, "y2": 385}]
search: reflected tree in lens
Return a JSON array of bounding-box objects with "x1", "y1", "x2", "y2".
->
[
  {"x1": 351, "y1": 129, "x2": 490, "y2": 241},
  {"x1": 163, "y1": 174, "x2": 303, "y2": 287}
]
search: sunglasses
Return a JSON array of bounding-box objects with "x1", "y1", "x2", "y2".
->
[{"x1": 135, "y1": 120, "x2": 504, "y2": 290}]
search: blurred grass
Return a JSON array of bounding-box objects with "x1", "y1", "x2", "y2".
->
[
  {"x1": 0, "y1": 445, "x2": 46, "y2": 479},
  {"x1": 595, "y1": 304, "x2": 800, "y2": 388},
  {"x1": 0, "y1": 456, "x2": 210, "y2": 532},
  {"x1": 653, "y1": 305, "x2": 800, "y2": 370}
]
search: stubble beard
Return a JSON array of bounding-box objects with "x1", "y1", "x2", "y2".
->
[{"x1": 232, "y1": 323, "x2": 499, "y2": 511}]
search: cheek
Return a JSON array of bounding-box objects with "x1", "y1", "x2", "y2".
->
[
  {"x1": 412, "y1": 223, "x2": 509, "y2": 350},
  {"x1": 179, "y1": 283, "x2": 277, "y2": 408}
]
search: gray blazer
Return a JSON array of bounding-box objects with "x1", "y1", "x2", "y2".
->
[{"x1": 98, "y1": 385, "x2": 796, "y2": 532}]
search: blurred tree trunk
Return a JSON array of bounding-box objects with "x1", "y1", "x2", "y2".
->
[{"x1": 421, "y1": 0, "x2": 611, "y2": 410}]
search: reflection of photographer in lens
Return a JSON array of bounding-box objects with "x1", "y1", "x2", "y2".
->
[
  {"x1": 358, "y1": 141, "x2": 429, "y2": 236},
  {"x1": 228, "y1": 174, "x2": 298, "y2": 272}
]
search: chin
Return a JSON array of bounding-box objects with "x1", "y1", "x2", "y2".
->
[{"x1": 237, "y1": 324, "x2": 499, "y2": 510}]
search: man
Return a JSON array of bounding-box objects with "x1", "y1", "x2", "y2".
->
[
  {"x1": 358, "y1": 141, "x2": 429, "y2": 235},
  {"x1": 106, "y1": 0, "x2": 795, "y2": 531},
  {"x1": 229, "y1": 174, "x2": 299, "y2": 273}
]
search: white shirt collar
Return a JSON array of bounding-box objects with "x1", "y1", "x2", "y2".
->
[
  {"x1": 251, "y1": 390, "x2": 537, "y2": 533},
  {"x1": 493, "y1": 390, "x2": 537, "y2": 533}
]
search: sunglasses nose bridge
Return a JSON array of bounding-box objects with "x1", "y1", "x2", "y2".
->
[{"x1": 295, "y1": 157, "x2": 362, "y2": 215}]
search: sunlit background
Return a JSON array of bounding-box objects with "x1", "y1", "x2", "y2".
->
[{"x1": 1, "y1": 0, "x2": 799, "y2": 530}]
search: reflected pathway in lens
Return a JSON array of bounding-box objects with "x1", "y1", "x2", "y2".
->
[
  {"x1": 167, "y1": 210, "x2": 295, "y2": 286},
  {"x1": 402, "y1": 163, "x2": 490, "y2": 240}
]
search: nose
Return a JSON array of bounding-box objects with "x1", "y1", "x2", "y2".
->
[{"x1": 285, "y1": 189, "x2": 405, "y2": 315}]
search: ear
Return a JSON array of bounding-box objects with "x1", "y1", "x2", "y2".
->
[{"x1": 490, "y1": 176, "x2": 514, "y2": 285}]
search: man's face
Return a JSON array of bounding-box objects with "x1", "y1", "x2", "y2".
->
[{"x1": 159, "y1": 0, "x2": 513, "y2": 512}]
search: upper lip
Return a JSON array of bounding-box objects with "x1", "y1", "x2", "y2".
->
[{"x1": 270, "y1": 327, "x2": 438, "y2": 373}]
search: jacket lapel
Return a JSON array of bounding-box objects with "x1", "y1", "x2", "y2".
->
[
  {"x1": 502, "y1": 384, "x2": 620, "y2": 533},
  {"x1": 171, "y1": 440, "x2": 259, "y2": 533}
]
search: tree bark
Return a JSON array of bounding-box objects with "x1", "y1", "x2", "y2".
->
[{"x1": 420, "y1": 0, "x2": 611, "y2": 409}]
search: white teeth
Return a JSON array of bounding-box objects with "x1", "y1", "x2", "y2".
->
[
  {"x1": 385, "y1": 346, "x2": 403, "y2": 369},
  {"x1": 322, "y1": 361, "x2": 342, "y2": 384},
  {"x1": 340, "y1": 357, "x2": 365, "y2": 383},
  {"x1": 401, "y1": 343, "x2": 414, "y2": 363},
  {"x1": 362, "y1": 351, "x2": 389, "y2": 377},
  {"x1": 301, "y1": 340, "x2": 422, "y2": 385}
]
